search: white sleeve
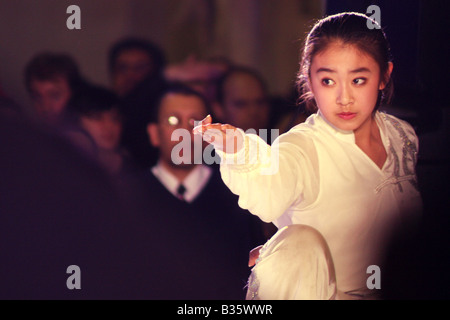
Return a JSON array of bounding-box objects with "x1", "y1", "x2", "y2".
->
[{"x1": 215, "y1": 129, "x2": 319, "y2": 223}]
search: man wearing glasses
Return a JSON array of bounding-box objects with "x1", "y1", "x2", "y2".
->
[
  {"x1": 146, "y1": 82, "x2": 211, "y2": 201},
  {"x1": 140, "y1": 82, "x2": 265, "y2": 299}
]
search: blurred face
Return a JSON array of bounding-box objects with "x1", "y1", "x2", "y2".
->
[
  {"x1": 29, "y1": 77, "x2": 72, "y2": 122},
  {"x1": 309, "y1": 42, "x2": 391, "y2": 136},
  {"x1": 112, "y1": 49, "x2": 153, "y2": 97},
  {"x1": 80, "y1": 108, "x2": 123, "y2": 151},
  {"x1": 164, "y1": 57, "x2": 229, "y2": 103},
  {"x1": 221, "y1": 73, "x2": 270, "y2": 131},
  {"x1": 148, "y1": 93, "x2": 207, "y2": 168}
]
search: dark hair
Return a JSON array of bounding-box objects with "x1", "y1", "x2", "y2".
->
[
  {"x1": 69, "y1": 85, "x2": 121, "y2": 117},
  {"x1": 24, "y1": 52, "x2": 86, "y2": 94},
  {"x1": 150, "y1": 82, "x2": 211, "y2": 124},
  {"x1": 108, "y1": 37, "x2": 166, "y2": 75},
  {"x1": 297, "y1": 12, "x2": 393, "y2": 112},
  {"x1": 216, "y1": 65, "x2": 268, "y2": 105}
]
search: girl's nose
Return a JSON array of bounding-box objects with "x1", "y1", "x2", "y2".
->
[{"x1": 336, "y1": 83, "x2": 354, "y2": 107}]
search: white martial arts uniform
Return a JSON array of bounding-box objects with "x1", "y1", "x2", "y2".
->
[{"x1": 216, "y1": 111, "x2": 422, "y2": 299}]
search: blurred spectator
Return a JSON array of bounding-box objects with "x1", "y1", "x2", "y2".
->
[
  {"x1": 108, "y1": 37, "x2": 166, "y2": 98},
  {"x1": 70, "y1": 86, "x2": 134, "y2": 176},
  {"x1": 24, "y1": 52, "x2": 90, "y2": 124},
  {"x1": 108, "y1": 37, "x2": 168, "y2": 169},
  {"x1": 164, "y1": 54, "x2": 231, "y2": 104},
  {"x1": 137, "y1": 82, "x2": 265, "y2": 299},
  {"x1": 23, "y1": 52, "x2": 101, "y2": 160},
  {"x1": 214, "y1": 65, "x2": 271, "y2": 133},
  {"x1": 214, "y1": 65, "x2": 278, "y2": 240}
]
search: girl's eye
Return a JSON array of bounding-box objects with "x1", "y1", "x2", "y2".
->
[
  {"x1": 321, "y1": 78, "x2": 335, "y2": 86},
  {"x1": 353, "y1": 78, "x2": 366, "y2": 85}
]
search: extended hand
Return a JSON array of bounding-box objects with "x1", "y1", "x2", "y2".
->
[{"x1": 193, "y1": 115, "x2": 244, "y2": 154}]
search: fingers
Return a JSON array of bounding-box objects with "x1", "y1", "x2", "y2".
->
[
  {"x1": 202, "y1": 114, "x2": 212, "y2": 125},
  {"x1": 193, "y1": 115, "x2": 236, "y2": 135},
  {"x1": 192, "y1": 114, "x2": 212, "y2": 135},
  {"x1": 192, "y1": 115, "x2": 223, "y2": 147},
  {"x1": 193, "y1": 115, "x2": 242, "y2": 153}
]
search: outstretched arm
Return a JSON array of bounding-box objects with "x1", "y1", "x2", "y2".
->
[{"x1": 193, "y1": 115, "x2": 314, "y2": 224}]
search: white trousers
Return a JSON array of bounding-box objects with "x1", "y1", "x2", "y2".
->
[{"x1": 246, "y1": 224, "x2": 338, "y2": 300}]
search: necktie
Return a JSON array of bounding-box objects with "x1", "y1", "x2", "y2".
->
[{"x1": 176, "y1": 184, "x2": 186, "y2": 200}]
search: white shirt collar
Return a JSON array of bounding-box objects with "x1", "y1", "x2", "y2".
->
[
  {"x1": 151, "y1": 162, "x2": 212, "y2": 203},
  {"x1": 315, "y1": 110, "x2": 355, "y2": 144},
  {"x1": 313, "y1": 110, "x2": 388, "y2": 146}
]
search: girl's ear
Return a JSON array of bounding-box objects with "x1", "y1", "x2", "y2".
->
[
  {"x1": 147, "y1": 123, "x2": 160, "y2": 147},
  {"x1": 379, "y1": 62, "x2": 393, "y2": 90}
]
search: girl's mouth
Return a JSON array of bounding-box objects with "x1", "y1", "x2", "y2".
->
[{"x1": 337, "y1": 112, "x2": 356, "y2": 120}]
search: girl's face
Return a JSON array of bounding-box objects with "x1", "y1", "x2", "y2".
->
[{"x1": 309, "y1": 41, "x2": 392, "y2": 135}]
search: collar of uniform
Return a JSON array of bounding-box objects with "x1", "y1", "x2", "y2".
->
[
  {"x1": 314, "y1": 110, "x2": 355, "y2": 144},
  {"x1": 314, "y1": 110, "x2": 389, "y2": 146},
  {"x1": 374, "y1": 111, "x2": 390, "y2": 150}
]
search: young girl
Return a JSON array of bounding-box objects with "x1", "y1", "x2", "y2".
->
[{"x1": 193, "y1": 12, "x2": 422, "y2": 300}]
